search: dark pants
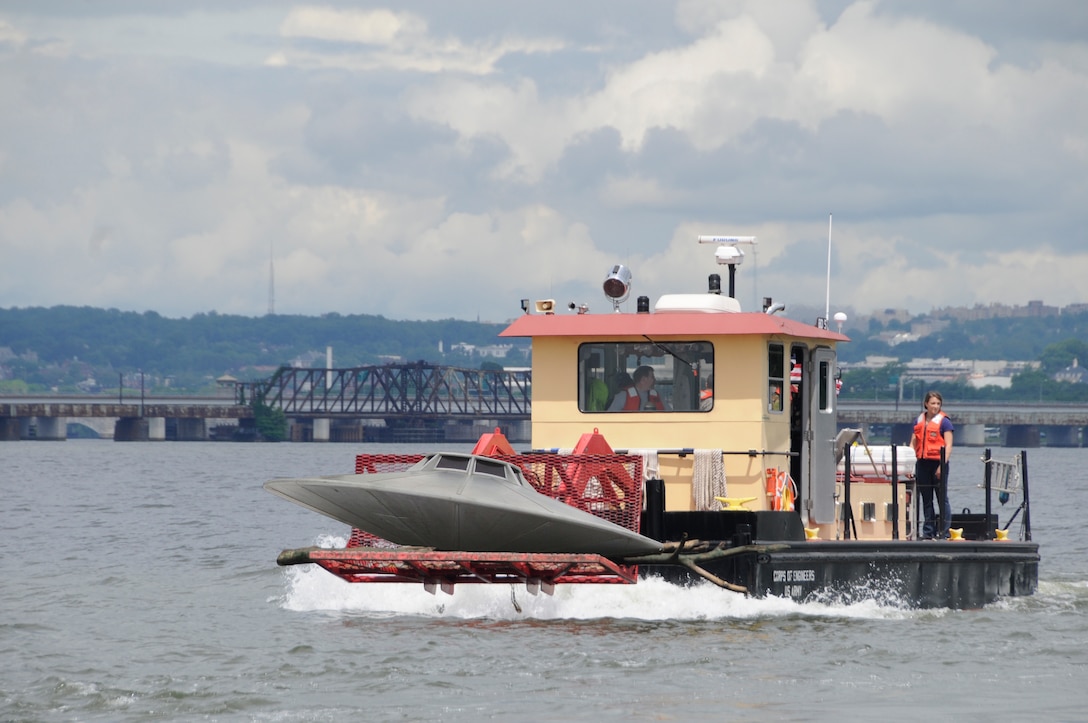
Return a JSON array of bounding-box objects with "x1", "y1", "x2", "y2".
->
[{"x1": 915, "y1": 459, "x2": 951, "y2": 539}]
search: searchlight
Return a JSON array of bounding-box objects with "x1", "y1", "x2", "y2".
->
[{"x1": 603, "y1": 264, "x2": 632, "y2": 311}]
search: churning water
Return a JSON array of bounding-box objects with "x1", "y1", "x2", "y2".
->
[{"x1": 2, "y1": 441, "x2": 1085, "y2": 721}]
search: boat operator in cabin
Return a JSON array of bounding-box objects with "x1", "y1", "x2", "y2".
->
[
  {"x1": 608, "y1": 365, "x2": 669, "y2": 411},
  {"x1": 911, "y1": 390, "x2": 954, "y2": 539}
]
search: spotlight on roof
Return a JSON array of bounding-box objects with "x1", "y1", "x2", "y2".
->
[{"x1": 603, "y1": 264, "x2": 632, "y2": 311}]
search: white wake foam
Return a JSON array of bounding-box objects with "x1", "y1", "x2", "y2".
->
[{"x1": 275, "y1": 534, "x2": 916, "y2": 621}]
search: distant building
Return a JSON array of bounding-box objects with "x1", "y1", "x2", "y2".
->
[
  {"x1": 845, "y1": 356, "x2": 1039, "y2": 386},
  {"x1": 868, "y1": 308, "x2": 913, "y2": 325},
  {"x1": 904, "y1": 358, "x2": 973, "y2": 382},
  {"x1": 1054, "y1": 358, "x2": 1088, "y2": 384},
  {"x1": 967, "y1": 375, "x2": 1013, "y2": 389},
  {"x1": 290, "y1": 351, "x2": 326, "y2": 368},
  {"x1": 844, "y1": 356, "x2": 899, "y2": 370},
  {"x1": 450, "y1": 342, "x2": 515, "y2": 359},
  {"x1": 875, "y1": 331, "x2": 920, "y2": 346},
  {"x1": 932, "y1": 300, "x2": 1059, "y2": 322},
  {"x1": 910, "y1": 318, "x2": 950, "y2": 337},
  {"x1": 1024, "y1": 300, "x2": 1060, "y2": 317}
]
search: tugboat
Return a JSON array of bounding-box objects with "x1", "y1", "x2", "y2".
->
[{"x1": 270, "y1": 236, "x2": 1038, "y2": 608}]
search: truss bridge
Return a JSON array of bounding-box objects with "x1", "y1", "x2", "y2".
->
[{"x1": 242, "y1": 362, "x2": 532, "y2": 442}]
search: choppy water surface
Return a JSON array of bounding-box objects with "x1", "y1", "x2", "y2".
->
[{"x1": 2, "y1": 442, "x2": 1085, "y2": 721}]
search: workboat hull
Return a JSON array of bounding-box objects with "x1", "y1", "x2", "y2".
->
[
  {"x1": 640, "y1": 504, "x2": 1040, "y2": 609},
  {"x1": 265, "y1": 453, "x2": 662, "y2": 558},
  {"x1": 642, "y1": 538, "x2": 1039, "y2": 609}
]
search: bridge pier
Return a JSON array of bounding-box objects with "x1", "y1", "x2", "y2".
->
[
  {"x1": 511, "y1": 420, "x2": 531, "y2": 442},
  {"x1": 330, "y1": 422, "x2": 366, "y2": 443},
  {"x1": 890, "y1": 423, "x2": 913, "y2": 446},
  {"x1": 959, "y1": 423, "x2": 986, "y2": 447},
  {"x1": 37, "y1": 416, "x2": 68, "y2": 440},
  {"x1": 288, "y1": 418, "x2": 366, "y2": 443},
  {"x1": 0, "y1": 400, "x2": 253, "y2": 441},
  {"x1": 0, "y1": 416, "x2": 21, "y2": 440},
  {"x1": 1005, "y1": 425, "x2": 1040, "y2": 448},
  {"x1": 115, "y1": 417, "x2": 148, "y2": 441},
  {"x1": 1043, "y1": 425, "x2": 1079, "y2": 447},
  {"x1": 16, "y1": 416, "x2": 69, "y2": 440},
  {"x1": 175, "y1": 418, "x2": 207, "y2": 441}
]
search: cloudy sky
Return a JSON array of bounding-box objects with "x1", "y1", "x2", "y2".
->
[{"x1": 1, "y1": 1, "x2": 1086, "y2": 324}]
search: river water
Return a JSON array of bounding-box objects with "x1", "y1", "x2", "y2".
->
[{"x1": 2, "y1": 441, "x2": 1085, "y2": 721}]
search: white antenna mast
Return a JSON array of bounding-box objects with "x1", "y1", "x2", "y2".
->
[
  {"x1": 267, "y1": 240, "x2": 275, "y2": 316},
  {"x1": 697, "y1": 235, "x2": 757, "y2": 298},
  {"x1": 824, "y1": 214, "x2": 833, "y2": 327}
]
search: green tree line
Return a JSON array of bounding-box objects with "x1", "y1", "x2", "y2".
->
[
  {"x1": 839, "y1": 338, "x2": 1088, "y2": 402},
  {"x1": 0, "y1": 306, "x2": 525, "y2": 393},
  {"x1": 3, "y1": 305, "x2": 1088, "y2": 401}
]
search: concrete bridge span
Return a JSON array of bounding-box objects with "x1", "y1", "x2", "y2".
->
[
  {"x1": 0, "y1": 400, "x2": 253, "y2": 441},
  {"x1": 837, "y1": 400, "x2": 1088, "y2": 447},
  {"x1": 5, "y1": 387, "x2": 1086, "y2": 447}
]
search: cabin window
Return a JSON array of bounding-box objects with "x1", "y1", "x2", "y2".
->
[
  {"x1": 435, "y1": 455, "x2": 470, "y2": 472},
  {"x1": 473, "y1": 458, "x2": 510, "y2": 479},
  {"x1": 818, "y1": 358, "x2": 832, "y2": 412},
  {"x1": 577, "y1": 341, "x2": 714, "y2": 413},
  {"x1": 768, "y1": 343, "x2": 785, "y2": 413}
]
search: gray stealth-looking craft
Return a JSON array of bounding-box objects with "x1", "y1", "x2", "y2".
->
[{"x1": 264, "y1": 453, "x2": 663, "y2": 558}]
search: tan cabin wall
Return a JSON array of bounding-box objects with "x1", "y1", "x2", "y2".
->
[
  {"x1": 516, "y1": 321, "x2": 907, "y2": 539},
  {"x1": 529, "y1": 334, "x2": 794, "y2": 512}
]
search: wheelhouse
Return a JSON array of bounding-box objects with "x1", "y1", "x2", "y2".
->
[{"x1": 499, "y1": 291, "x2": 884, "y2": 537}]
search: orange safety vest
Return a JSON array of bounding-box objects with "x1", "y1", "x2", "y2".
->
[
  {"x1": 914, "y1": 411, "x2": 948, "y2": 460},
  {"x1": 622, "y1": 386, "x2": 665, "y2": 411}
]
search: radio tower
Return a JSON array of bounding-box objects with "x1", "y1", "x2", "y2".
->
[{"x1": 267, "y1": 241, "x2": 275, "y2": 316}]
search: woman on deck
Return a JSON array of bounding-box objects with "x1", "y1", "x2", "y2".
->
[{"x1": 912, "y1": 390, "x2": 954, "y2": 539}]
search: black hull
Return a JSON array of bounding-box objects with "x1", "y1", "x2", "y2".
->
[
  {"x1": 642, "y1": 539, "x2": 1039, "y2": 609},
  {"x1": 642, "y1": 505, "x2": 1039, "y2": 609}
]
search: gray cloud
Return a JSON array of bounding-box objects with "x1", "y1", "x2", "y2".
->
[{"x1": 0, "y1": 1, "x2": 1085, "y2": 321}]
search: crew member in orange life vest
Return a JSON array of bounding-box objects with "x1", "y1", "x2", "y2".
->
[
  {"x1": 609, "y1": 365, "x2": 668, "y2": 411},
  {"x1": 911, "y1": 390, "x2": 954, "y2": 539}
]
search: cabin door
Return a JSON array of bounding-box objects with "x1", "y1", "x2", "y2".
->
[
  {"x1": 804, "y1": 346, "x2": 839, "y2": 525},
  {"x1": 789, "y1": 345, "x2": 806, "y2": 515}
]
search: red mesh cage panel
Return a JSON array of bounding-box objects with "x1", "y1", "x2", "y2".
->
[
  {"x1": 305, "y1": 549, "x2": 638, "y2": 587},
  {"x1": 491, "y1": 453, "x2": 643, "y2": 533},
  {"x1": 354, "y1": 453, "x2": 425, "y2": 474}
]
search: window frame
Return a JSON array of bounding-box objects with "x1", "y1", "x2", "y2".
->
[
  {"x1": 577, "y1": 341, "x2": 715, "y2": 413},
  {"x1": 768, "y1": 342, "x2": 785, "y2": 414}
]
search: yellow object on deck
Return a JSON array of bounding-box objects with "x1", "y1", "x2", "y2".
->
[
  {"x1": 995, "y1": 528, "x2": 1009, "y2": 541},
  {"x1": 804, "y1": 527, "x2": 820, "y2": 540},
  {"x1": 949, "y1": 528, "x2": 964, "y2": 540},
  {"x1": 715, "y1": 496, "x2": 757, "y2": 510}
]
